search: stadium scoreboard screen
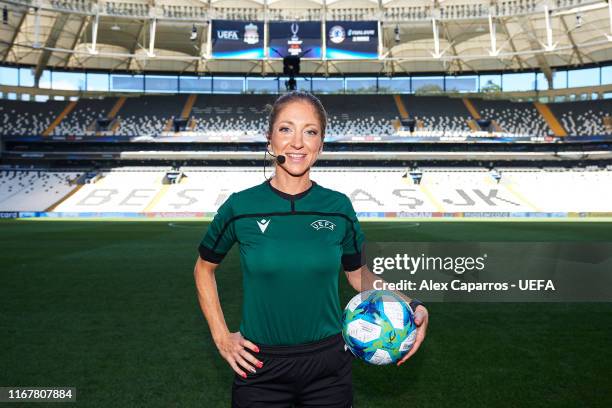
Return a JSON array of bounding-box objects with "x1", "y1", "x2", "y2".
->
[
  {"x1": 210, "y1": 20, "x2": 379, "y2": 59},
  {"x1": 325, "y1": 21, "x2": 379, "y2": 59},
  {"x1": 269, "y1": 22, "x2": 322, "y2": 58},
  {"x1": 211, "y1": 20, "x2": 265, "y2": 59}
]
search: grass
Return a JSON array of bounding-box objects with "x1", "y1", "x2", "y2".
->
[{"x1": 1, "y1": 220, "x2": 611, "y2": 407}]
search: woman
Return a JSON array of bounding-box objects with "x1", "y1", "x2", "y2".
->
[{"x1": 194, "y1": 91, "x2": 429, "y2": 407}]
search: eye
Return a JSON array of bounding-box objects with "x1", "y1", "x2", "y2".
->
[
  {"x1": 279, "y1": 126, "x2": 291, "y2": 133},
  {"x1": 306, "y1": 129, "x2": 318, "y2": 136}
]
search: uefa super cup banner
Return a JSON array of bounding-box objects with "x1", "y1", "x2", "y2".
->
[
  {"x1": 211, "y1": 20, "x2": 264, "y2": 59},
  {"x1": 268, "y1": 21, "x2": 322, "y2": 58},
  {"x1": 325, "y1": 21, "x2": 379, "y2": 59}
]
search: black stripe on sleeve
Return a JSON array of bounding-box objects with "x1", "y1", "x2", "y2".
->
[
  {"x1": 342, "y1": 252, "x2": 365, "y2": 272},
  {"x1": 198, "y1": 243, "x2": 226, "y2": 264}
]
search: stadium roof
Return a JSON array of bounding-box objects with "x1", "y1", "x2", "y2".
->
[{"x1": 1, "y1": 0, "x2": 611, "y2": 84}]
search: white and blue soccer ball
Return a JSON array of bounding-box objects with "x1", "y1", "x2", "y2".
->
[{"x1": 342, "y1": 290, "x2": 417, "y2": 365}]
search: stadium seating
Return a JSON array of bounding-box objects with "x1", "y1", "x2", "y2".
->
[
  {"x1": 190, "y1": 94, "x2": 397, "y2": 140},
  {"x1": 471, "y1": 99, "x2": 551, "y2": 137},
  {"x1": 0, "y1": 99, "x2": 68, "y2": 137},
  {"x1": 113, "y1": 95, "x2": 188, "y2": 136},
  {"x1": 401, "y1": 95, "x2": 471, "y2": 134},
  {"x1": 2, "y1": 96, "x2": 611, "y2": 139},
  {"x1": 191, "y1": 94, "x2": 276, "y2": 140},
  {"x1": 46, "y1": 167, "x2": 612, "y2": 214},
  {"x1": 548, "y1": 99, "x2": 612, "y2": 136},
  {"x1": 0, "y1": 170, "x2": 80, "y2": 211},
  {"x1": 53, "y1": 98, "x2": 117, "y2": 136},
  {"x1": 318, "y1": 95, "x2": 397, "y2": 139}
]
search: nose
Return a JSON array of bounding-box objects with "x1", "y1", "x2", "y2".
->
[{"x1": 290, "y1": 130, "x2": 304, "y2": 149}]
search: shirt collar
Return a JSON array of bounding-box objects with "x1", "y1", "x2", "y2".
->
[{"x1": 266, "y1": 179, "x2": 316, "y2": 201}]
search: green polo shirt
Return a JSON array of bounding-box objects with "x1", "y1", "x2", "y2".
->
[{"x1": 198, "y1": 179, "x2": 365, "y2": 346}]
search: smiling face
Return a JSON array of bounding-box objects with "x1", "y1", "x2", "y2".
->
[{"x1": 268, "y1": 100, "x2": 324, "y2": 178}]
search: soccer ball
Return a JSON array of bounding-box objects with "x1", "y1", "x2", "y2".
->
[{"x1": 342, "y1": 290, "x2": 417, "y2": 365}]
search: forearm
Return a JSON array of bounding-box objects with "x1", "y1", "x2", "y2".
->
[{"x1": 194, "y1": 259, "x2": 230, "y2": 345}]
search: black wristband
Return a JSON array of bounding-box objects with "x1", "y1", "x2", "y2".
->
[{"x1": 409, "y1": 299, "x2": 424, "y2": 314}]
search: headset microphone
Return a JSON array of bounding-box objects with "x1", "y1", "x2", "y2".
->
[
  {"x1": 266, "y1": 141, "x2": 286, "y2": 164},
  {"x1": 263, "y1": 142, "x2": 286, "y2": 180},
  {"x1": 269, "y1": 152, "x2": 286, "y2": 164}
]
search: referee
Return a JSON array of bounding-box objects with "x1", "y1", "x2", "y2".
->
[{"x1": 194, "y1": 91, "x2": 429, "y2": 407}]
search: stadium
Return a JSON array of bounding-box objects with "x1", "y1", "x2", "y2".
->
[{"x1": 1, "y1": 0, "x2": 612, "y2": 406}]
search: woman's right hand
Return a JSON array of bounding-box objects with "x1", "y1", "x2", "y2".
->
[{"x1": 216, "y1": 332, "x2": 263, "y2": 378}]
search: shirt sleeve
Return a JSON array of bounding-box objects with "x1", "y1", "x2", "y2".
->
[
  {"x1": 198, "y1": 193, "x2": 237, "y2": 264},
  {"x1": 341, "y1": 195, "x2": 366, "y2": 272}
]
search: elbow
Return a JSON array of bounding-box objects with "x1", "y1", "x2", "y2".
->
[
  {"x1": 194, "y1": 257, "x2": 207, "y2": 283},
  {"x1": 194, "y1": 258, "x2": 201, "y2": 278},
  {"x1": 345, "y1": 269, "x2": 361, "y2": 291},
  {"x1": 194, "y1": 257, "x2": 216, "y2": 281}
]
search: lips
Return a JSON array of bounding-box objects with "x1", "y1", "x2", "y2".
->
[{"x1": 285, "y1": 153, "x2": 307, "y2": 162}]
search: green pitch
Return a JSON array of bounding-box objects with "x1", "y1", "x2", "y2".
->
[{"x1": 1, "y1": 221, "x2": 611, "y2": 407}]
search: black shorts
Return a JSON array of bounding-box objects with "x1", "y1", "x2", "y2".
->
[{"x1": 231, "y1": 333, "x2": 354, "y2": 408}]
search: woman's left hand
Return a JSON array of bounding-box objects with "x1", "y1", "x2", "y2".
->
[{"x1": 397, "y1": 305, "x2": 429, "y2": 367}]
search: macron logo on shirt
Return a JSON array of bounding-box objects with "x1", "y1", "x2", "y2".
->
[{"x1": 256, "y1": 219, "x2": 270, "y2": 233}]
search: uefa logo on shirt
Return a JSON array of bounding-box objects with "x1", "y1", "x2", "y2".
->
[{"x1": 311, "y1": 219, "x2": 336, "y2": 231}]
